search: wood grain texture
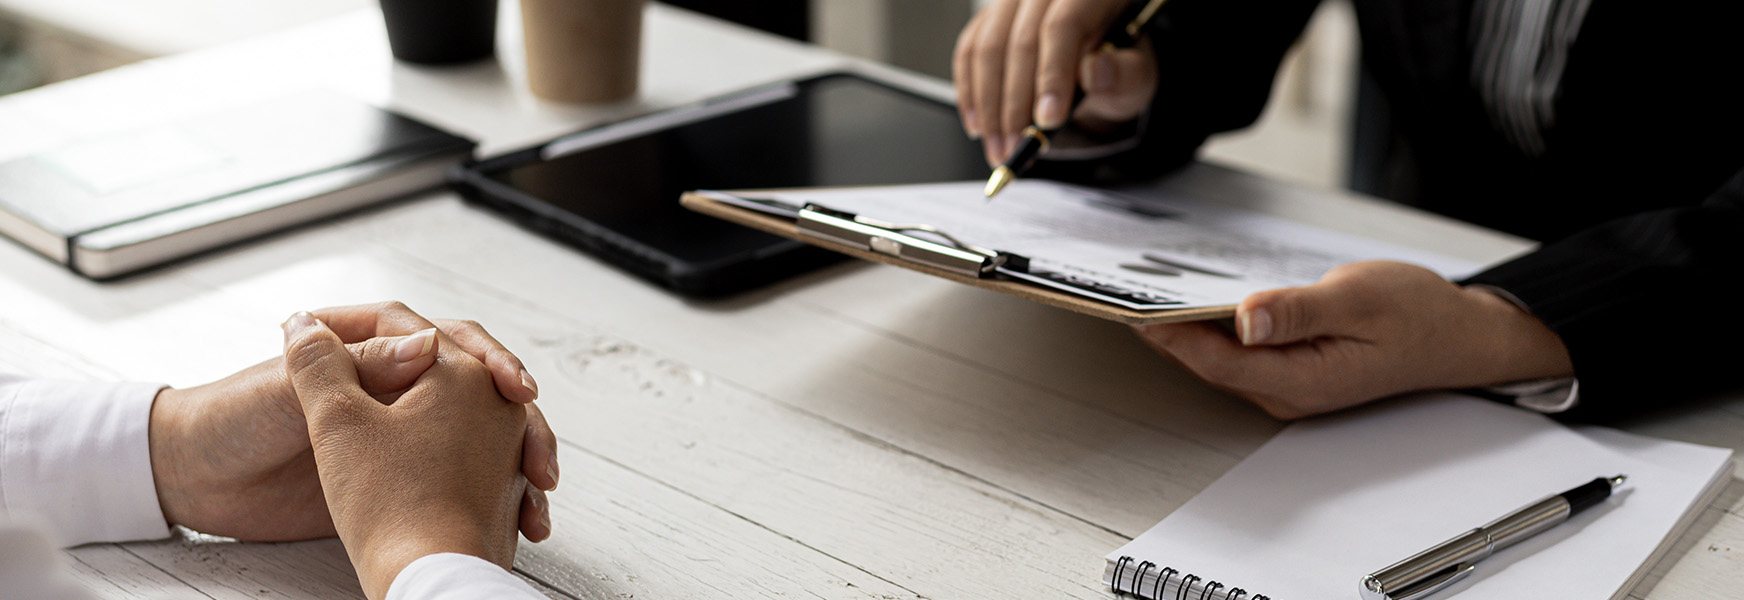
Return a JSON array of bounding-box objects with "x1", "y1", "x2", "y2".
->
[
  {"x1": 4, "y1": 6, "x2": 1743, "y2": 600},
  {"x1": 505, "y1": 443, "x2": 925, "y2": 600},
  {"x1": 10, "y1": 185, "x2": 1737, "y2": 599},
  {"x1": 198, "y1": 210, "x2": 1130, "y2": 599},
  {"x1": 357, "y1": 197, "x2": 1243, "y2": 538},
  {"x1": 4, "y1": 197, "x2": 1131, "y2": 599},
  {"x1": 66, "y1": 534, "x2": 571, "y2": 600},
  {"x1": 111, "y1": 535, "x2": 363, "y2": 600},
  {"x1": 63, "y1": 544, "x2": 206, "y2": 599}
]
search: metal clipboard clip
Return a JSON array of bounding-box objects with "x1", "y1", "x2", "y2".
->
[{"x1": 794, "y1": 204, "x2": 1025, "y2": 278}]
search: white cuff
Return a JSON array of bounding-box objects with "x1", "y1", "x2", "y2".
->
[
  {"x1": 1, "y1": 376, "x2": 171, "y2": 546},
  {"x1": 1488, "y1": 377, "x2": 1581, "y2": 413},
  {"x1": 386, "y1": 553, "x2": 545, "y2": 600},
  {"x1": 1463, "y1": 284, "x2": 1581, "y2": 414}
]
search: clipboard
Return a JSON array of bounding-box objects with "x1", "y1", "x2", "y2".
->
[{"x1": 680, "y1": 189, "x2": 1236, "y2": 325}]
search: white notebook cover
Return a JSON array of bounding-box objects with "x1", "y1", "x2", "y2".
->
[{"x1": 1104, "y1": 394, "x2": 1733, "y2": 600}]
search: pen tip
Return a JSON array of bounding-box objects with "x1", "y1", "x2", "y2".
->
[
  {"x1": 984, "y1": 166, "x2": 1014, "y2": 198},
  {"x1": 1610, "y1": 474, "x2": 1628, "y2": 488}
]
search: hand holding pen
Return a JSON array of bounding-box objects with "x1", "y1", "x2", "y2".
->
[{"x1": 952, "y1": 0, "x2": 1167, "y2": 196}]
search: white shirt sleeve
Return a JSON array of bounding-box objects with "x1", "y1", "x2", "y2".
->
[
  {"x1": 1488, "y1": 377, "x2": 1580, "y2": 413},
  {"x1": 386, "y1": 553, "x2": 546, "y2": 600},
  {"x1": 0, "y1": 374, "x2": 172, "y2": 547},
  {"x1": 0, "y1": 523, "x2": 99, "y2": 600}
]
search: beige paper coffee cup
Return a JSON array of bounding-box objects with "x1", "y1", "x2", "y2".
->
[{"x1": 521, "y1": 0, "x2": 644, "y2": 103}]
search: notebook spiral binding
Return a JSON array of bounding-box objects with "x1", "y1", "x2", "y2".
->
[{"x1": 1111, "y1": 556, "x2": 1271, "y2": 600}]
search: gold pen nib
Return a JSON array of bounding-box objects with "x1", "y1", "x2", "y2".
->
[{"x1": 984, "y1": 166, "x2": 1015, "y2": 198}]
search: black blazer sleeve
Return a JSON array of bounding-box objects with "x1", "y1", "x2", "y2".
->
[
  {"x1": 1462, "y1": 168, "x2": 1744, "y2": 422},
  {"x1": 1033, "y1": 0, "x2": 1324, "y2": 182}
]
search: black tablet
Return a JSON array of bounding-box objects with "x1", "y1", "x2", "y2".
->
[{"x1": 451, "y1": 72, "x2": 988, "y2": 296}]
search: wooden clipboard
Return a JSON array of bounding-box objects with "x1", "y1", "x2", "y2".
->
[{"x1": 681, "y1": 190, "x2": 1236, "y2": 325}]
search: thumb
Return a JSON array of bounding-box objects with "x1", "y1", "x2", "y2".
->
[
  {"x1": 346, "y1": 328, "x2": 440, "y2": 397},
  {"x1": 1236, "y1": 282, "x2": 1361, "y2": 346},
  {"x1": 1076, "y1": 44, "x2": 1157, "y2": 124},
  {"x1": 282, "y1": 312, "x2": 379, "y2": 429}
]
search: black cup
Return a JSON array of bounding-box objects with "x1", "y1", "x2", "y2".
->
[{"x1": 380, "y1": 0, "x2": 498, "y2": 64}]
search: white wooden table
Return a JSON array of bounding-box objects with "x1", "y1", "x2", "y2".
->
[
  {"x1": 0, "y1": 0, "x2": 367, "y2": 86},
  {"x1": 2, "y1": 6, "x2": 1741, "y2": 599}
]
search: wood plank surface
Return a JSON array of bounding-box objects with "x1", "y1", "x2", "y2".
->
[
  {"x1": 9, "y1": 184, "x2": 1742, "y2": 600},
  {"x1": 4, "y1": 6, "x2": 1743, "y2": 600},
  {"x1": 63, "y1": 544, "x2": 208, "y2": 599},
  {"x1": 353, "y1": 197, "x2": 1243, "y2": 538}
]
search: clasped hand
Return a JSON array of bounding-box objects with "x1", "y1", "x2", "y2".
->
[{"x1": 148, "y1": 302, "x2": 556, "y2": 590}]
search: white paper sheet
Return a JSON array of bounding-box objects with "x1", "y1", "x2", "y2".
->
[{"x1": 770, "y1": 181, "x2": 1481, "y2": 309}]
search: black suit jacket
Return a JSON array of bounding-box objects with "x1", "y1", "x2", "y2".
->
[{"x1": 1054, "y1": 0, "x2": 1744, "y2": 420}]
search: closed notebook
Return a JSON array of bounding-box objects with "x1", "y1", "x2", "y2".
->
[
  {"x1": 1104, "y1": 395, "x2": 1733, "y2": 600},
  {"x1": 0, "y1": 90, "x2": 473, "y2": 279}
]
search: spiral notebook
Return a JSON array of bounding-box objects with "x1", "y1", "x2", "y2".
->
[{"x1": 1105, "y1": 394, "x2": 1733, "y2": 600}]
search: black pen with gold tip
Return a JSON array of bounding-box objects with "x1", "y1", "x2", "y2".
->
[{"x1": 984, "y1": 0, "x2": 1171, "y2": 198}]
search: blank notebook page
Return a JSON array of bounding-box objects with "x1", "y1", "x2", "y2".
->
[{"x1": 1104, "y1": 394, "x2": 1732, "y2": 600}]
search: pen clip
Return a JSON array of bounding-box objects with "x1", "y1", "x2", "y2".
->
[
  {"x1": 1389, "y1": 563, "x2": 1474, "y2": 600},
  {"x1": 795, "y1": 204, "x2": 1011, "y2": 278}
]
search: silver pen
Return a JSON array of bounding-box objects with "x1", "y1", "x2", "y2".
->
[{"x1": 1359, "y1": 475, "x2": 1628, "y2": 600}]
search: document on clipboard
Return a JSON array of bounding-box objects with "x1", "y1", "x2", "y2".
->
[{"x1": 681, "y1": 180, "x2": 1482, "y2": 324}]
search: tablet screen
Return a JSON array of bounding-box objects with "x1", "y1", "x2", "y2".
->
[{"x1": 482, "y1": 74, "x2": 988, "y2": 265}]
